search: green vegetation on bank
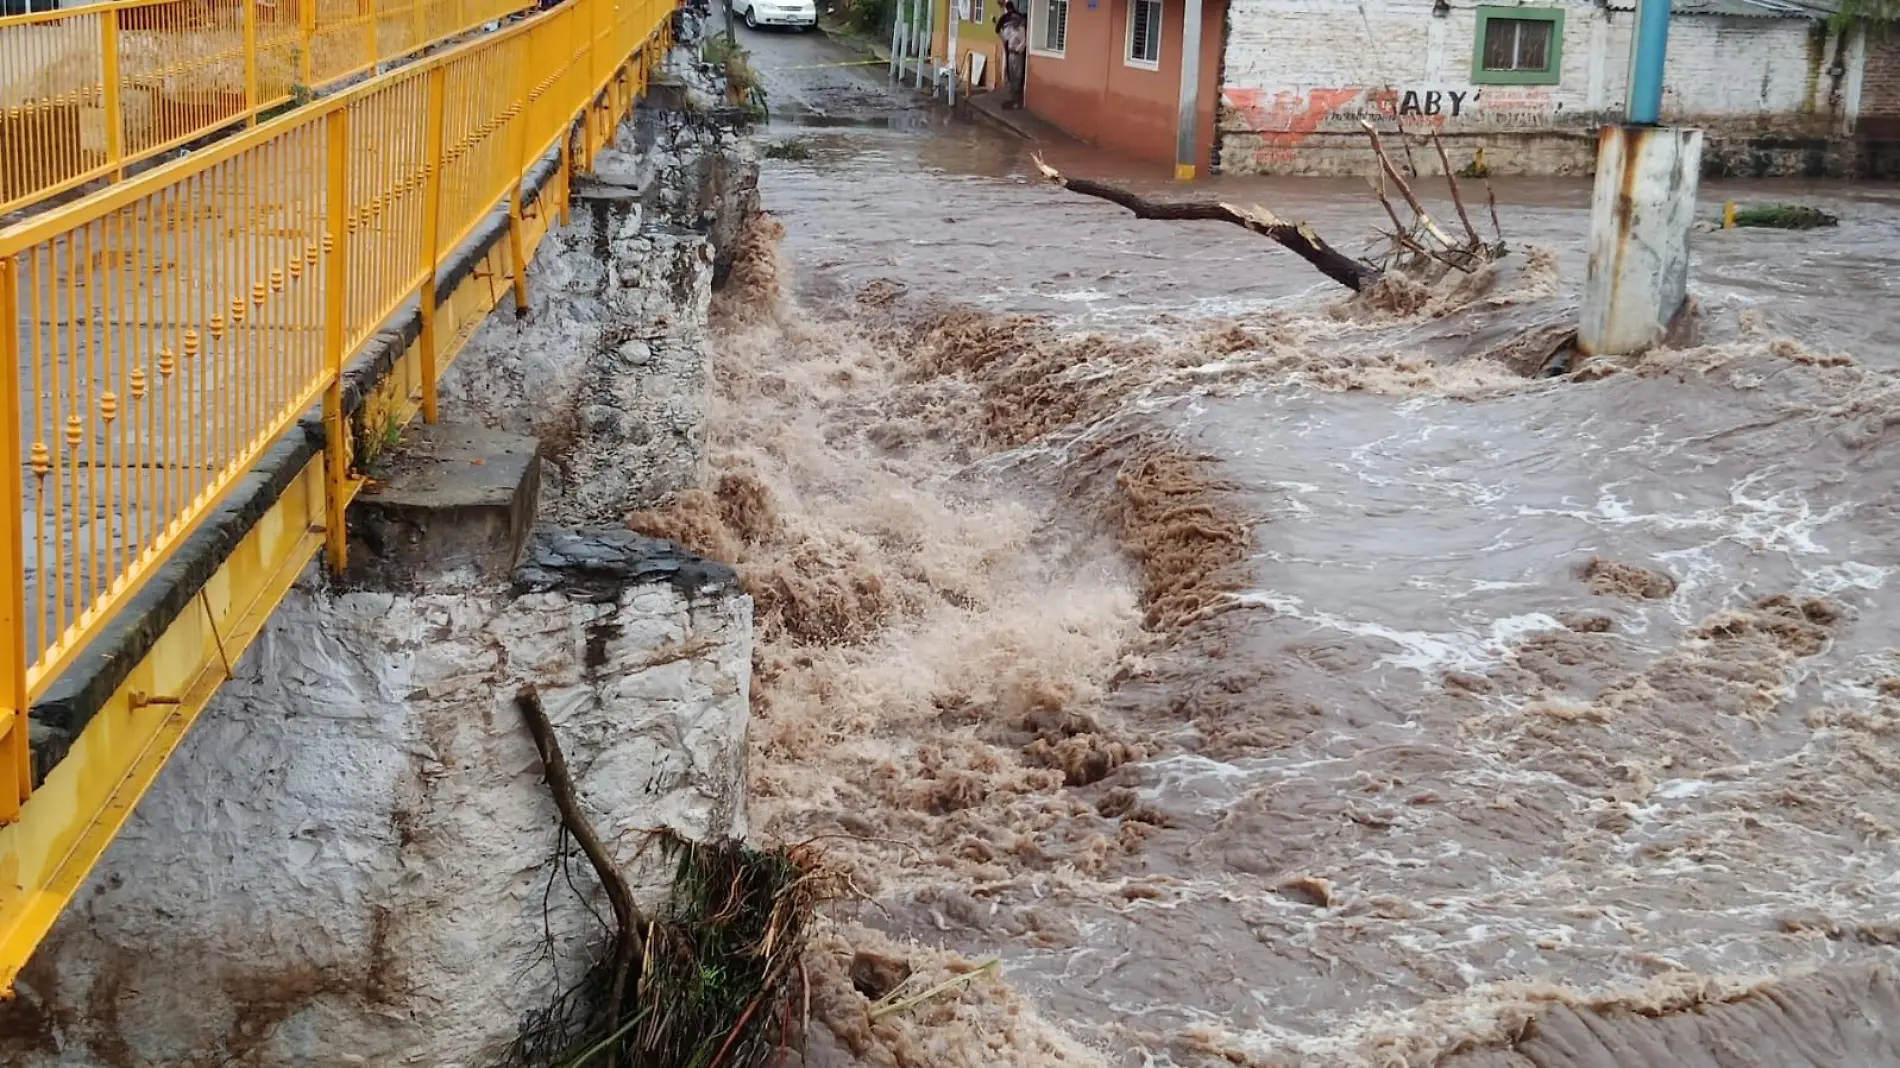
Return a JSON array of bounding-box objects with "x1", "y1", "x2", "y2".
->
[
  {"x1": 836, "y1": 0, "x2": 896, "y2": 36},
  {"x1": 1730, "y1": 203, "x2": 1840, "y2": 230},
  {"x1": 1831, "y1": 0, "x2": 1900, "y2": 32}
]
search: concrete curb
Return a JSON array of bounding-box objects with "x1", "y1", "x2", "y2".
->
[
  {"x1": 814, "y1": 15, "x2": 890, "y2": 62},
  {"x1": 811, "y1": 16, "x2": 1037, "y2": 142},
  {"x1": 963, "y1": 91, "x2": 1038, "y2": 141}
]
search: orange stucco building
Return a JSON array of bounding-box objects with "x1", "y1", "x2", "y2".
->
[{"x1": 1018, "y1": 0, "x2": 1225, "y2": 173}]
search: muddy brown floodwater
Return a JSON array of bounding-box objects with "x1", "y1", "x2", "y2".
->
[{"x1": 645, "y1": 17, "x2": 1900, "y2": 1067}]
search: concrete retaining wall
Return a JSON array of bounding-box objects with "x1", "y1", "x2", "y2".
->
[
  {"x1": 2, "y1": 536, "x2": 750, "y2": 1068},
  {"x1": 0, "y1": 44, "x2": 765, "y2": 1068}
]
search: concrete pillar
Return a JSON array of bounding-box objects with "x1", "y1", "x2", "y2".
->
[
  {"x1": 1577, "y1": 124, "x2": 1702, "y2": 357},
  {"x1": 1174, "y1": 0, "x2": 1204, "y2": 180}
]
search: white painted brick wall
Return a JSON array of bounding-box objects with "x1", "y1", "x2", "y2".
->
[{"x1": 1218, "y1": 0, "x2": 1853, "y2": 175}]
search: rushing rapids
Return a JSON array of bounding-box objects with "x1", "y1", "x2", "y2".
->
[{"x1": 638, "y1": 16, "x2": 1900, "y2": 1066}]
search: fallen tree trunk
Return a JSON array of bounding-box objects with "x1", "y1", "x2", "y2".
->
[
  {"x1": 517, "y1": 685, "x2": 645, "y2": 1068},
  {"x1": 1032, "y1": 156, "x2": 1380, "y2": 292}
]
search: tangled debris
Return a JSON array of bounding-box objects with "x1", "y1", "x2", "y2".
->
[{"x1": 504, "y1": 690, "x2": 834, "y2": 1068}]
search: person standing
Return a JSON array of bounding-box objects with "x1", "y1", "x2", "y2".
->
[{"x1": 995, "y1": 0, "x2": 1028, "y2": 109}]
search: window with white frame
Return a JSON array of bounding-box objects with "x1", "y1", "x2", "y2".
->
[
  {"x1": 1126, "y1": 0, "x2": 1161, "y2": 67},
  {"x1": 970, "y1": 0, "x2": 985, "y2": 22},
  {"x1": 1032, "y1": 0, "x2": 1069, "y2": 54}
]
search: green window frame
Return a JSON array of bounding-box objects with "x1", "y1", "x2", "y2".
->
[{"x1": 1472, "y1": 6, "x2": 1565, "y2": 86}]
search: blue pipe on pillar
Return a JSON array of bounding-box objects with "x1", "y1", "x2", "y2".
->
[{"x1": 1626, "y1": 0, "x2": 1672, "y2": 125}]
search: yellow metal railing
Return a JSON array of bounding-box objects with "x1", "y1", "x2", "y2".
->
[
  {"x1": 0, "y1": 0, "x2": 546, "y2": 217},
  {"x1": 0, "y1": 0, "x2": 674, "y2": 825}
]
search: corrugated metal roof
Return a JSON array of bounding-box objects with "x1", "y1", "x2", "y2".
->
[{"x1": 1605, "y1": 0, "x2": 1839, "y2": 17}]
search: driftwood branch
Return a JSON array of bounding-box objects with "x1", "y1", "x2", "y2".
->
[
  {"x1": 1429, "y1": 131, "x2": 1482, "y2": 247},
  {"x1": 517, "y1": 686, "x2": 647, "y2": 1068},
  {"x1": 1032, "y1": 154, "x2": 1379, "y2": 292},
  {"x1": 1359, "y1": 120, "x2": 1458, "y2": 250},
  {"x1": 1356, "y1": 123, "x2": 1504, "y2": 276},
  {"x1": 1370, "y1": 166, "x2": 1414, "y2": 252},
  {"x1": 1028, "y1": 126, "x2": 1508, "y2": 296}
]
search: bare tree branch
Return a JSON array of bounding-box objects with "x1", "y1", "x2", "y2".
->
[
  {"x1": 1429, "y1": 131, "x2": 1483, "y2": 247},
  {"x1": 1484, "y1": 169, "x2": 1506, "y2": 245},
  {"x1": 517, "y1": 686, "x2": 646, "y2": 1068},
  {"x1": 1032, "y1": 155, "x2": 1379, "y2": 292},
  {"x1": 1359, "y1": 120, "x2": 1459, "y2": 250}
]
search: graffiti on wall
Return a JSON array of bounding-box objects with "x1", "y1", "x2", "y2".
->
[
  {"x1": 1222, "y1": 85, "x2": 1566, "y2": 163},
  {"x1": 1474, "y1": 87, "x2": 1565, "y2": 127}
]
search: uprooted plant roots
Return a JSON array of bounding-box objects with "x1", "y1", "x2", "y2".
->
[
  {"x1": 502, "y1": 691, "x2": 834, "y2": 1068},
  {"x1": 503, "y1": 835, "x2": 831, "y2": 1068}
]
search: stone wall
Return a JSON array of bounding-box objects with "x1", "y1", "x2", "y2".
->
[
  {"x1": 436, "y1": 57, "x2": 759, "y2": 526},
  {"x1": 1216, "y1": 0, "x2": 1857, "y2": 176}
]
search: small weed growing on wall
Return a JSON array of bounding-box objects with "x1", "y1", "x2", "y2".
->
[{"x1": 701, "y1": 36, "x2": 770, "y2": 122}]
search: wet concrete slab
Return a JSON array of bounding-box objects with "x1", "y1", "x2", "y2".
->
[
  {"x1": 963, "y1": 88, "x2": 1082, "y2": 147},
  {"x1": 346, "y1": 422, "x2": 541, "y2": 588}
]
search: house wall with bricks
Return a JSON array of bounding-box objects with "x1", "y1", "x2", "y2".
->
[
  {"x1": 1860, "y1": 31, "x2": 1900, "y2": 136},
  {"x1": 1853, "y1": 30, "x2": 1900, "y2": 176},
  {"x1": 1217, "y1": 0, "x2": 1864, "y2": 178}
]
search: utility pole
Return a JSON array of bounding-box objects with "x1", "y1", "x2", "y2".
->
[
  {"x1": 1174, "y1": 0, "x2": 1204, "y2": 180},
  {"x1": 1577, "y1": 0, "x2": 1702, "y2": 356},
  {"x1": 948, "y1": 0, "x2": 960, "y2": 105}
]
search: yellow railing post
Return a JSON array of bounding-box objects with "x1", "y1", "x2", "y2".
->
[
  {"x1": 301, "y1": 0, "x2": 318, "y2": 84},
  {"x1": 322, "y1": 107, "x2": 353, "y2": 571},
  {"x1": 0, "y1": 256, "x2": 29, "y2": 824},
  {"x1": 418, "y1": 67, "x2": 446, "y2": 422},
  {"x1": 99, "y1": 8, "x2": 125, "y2": 180},
  {"x1": 557, "y1": 132, "x2": 572, "y2": 230},
  {"x1": 244, "y1": 0, "x2": 261, "y2": 126},
  {"x1": 587, "y1": 0, "x2": 603, "y2": 100},
  {"x1": 505, "y1": 34, "x2": 533, "y2": 316},
  {"x1": 364, "y1": 0, "x2": 379, "y2": 71}
]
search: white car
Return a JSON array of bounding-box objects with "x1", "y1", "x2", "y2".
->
[{"x1": 730, "y1": 0, "x2": 817, "y2": 30}]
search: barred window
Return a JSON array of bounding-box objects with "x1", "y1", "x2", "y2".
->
[
  {"x1": 1126, "y1": 0, "x2": 1161, "y2": 66},
  {"x1": 1033, "y1": 0, "x2": 1068, "y2": 53},
  {"x1": 1472, "y1": 6, "x2": 1563, "y2": 86},
  {"x1": 1482, "y1": 18, "x2": 1552, "y2": 72}
]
